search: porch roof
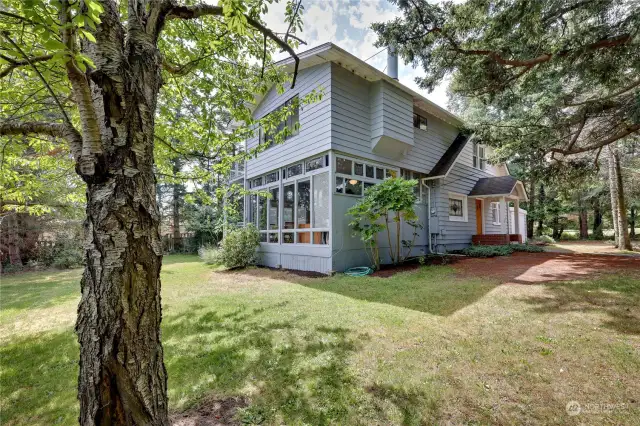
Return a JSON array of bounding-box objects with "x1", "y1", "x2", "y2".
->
[{"x1": 468, "y1": 176, "x2": 528, "y2": 200}]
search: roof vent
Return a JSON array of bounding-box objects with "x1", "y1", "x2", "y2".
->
[{"x1": 387, "y1": 45, "x2": 398, "y2": 80}]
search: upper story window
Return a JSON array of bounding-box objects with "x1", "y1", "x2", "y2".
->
[
  {"x1": 259, "y1": 95, "x2": 299, "y2": 149},
  {"x1": 413, "y1": 113, "x2": 428, "y2": 130},
  {"x1": 400, "y1": 169, "x2": 427, "y2": 203},
  {"x1": 473, "y1": 141, "x2": 486, "y2": 170}
]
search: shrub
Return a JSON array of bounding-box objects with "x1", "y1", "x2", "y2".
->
[
  {"x1": 462, "y1": 243, "x2": 543, "y2": 257},
  {"x1": 559, "y1": 232, "x2": 579, "y2": 241},
  {"x1": 36, "y1": 233, "x2": 84, "y2": 269},
  {"x1": 462, "y1": 245, "x2": 513, "y2": 257},
  {"x1": 201, "y1": 225, "x2": 260, "y2": 269},
  {"x1": 510, "y1": 243, "x2": 544, "y2": 253},
  {"x1": 532, "y1": 235, "x2": 555, "y2": 245}
]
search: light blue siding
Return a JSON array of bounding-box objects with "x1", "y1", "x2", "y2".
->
[{"x1": 246, "y1": 63, "x2": 332, "y2": 177}]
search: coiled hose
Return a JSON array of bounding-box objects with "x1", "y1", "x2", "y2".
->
[{"x1": 344, "y1": 266, "x2": 374, "y2": 277}]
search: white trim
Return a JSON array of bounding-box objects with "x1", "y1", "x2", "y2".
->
[
  {"x1": 490, "y1": 201, "x2": 501, "y2": 225},
  {"x1": 448, "y1": 192, "x2": 468, "y2": 222}
]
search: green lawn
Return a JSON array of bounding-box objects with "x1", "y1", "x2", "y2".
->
[{"x1": 1, "y1": 255, "x2": 639, "y2": 425}]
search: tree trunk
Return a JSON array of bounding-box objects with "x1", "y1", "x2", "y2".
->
[
  {"x1": 631, "y1": 206, "x2": 636, "y2": 239},
  {"x1": 171, "y1": 159, "x2": 183, "y2": 252},
  {"x1": 578, "y1": 208, "x2": 589, "y2": 239},
  {"x1": 607, "y1": 149, "x2": 620, "y2": 245},
  {"x1": 592, "y1": 198, "x2": 603, "y2": 239},
  {"x1": 610, "y1": 146, "x2": 632, "y2": 250},
  {"x1": 6, "y1": 213, "x2": 23, "y2": 266},
  {"x1": 75, "y1": 21, "x2": 169, "y2": 424},
  {"x1": 536, "y1": 183, "x2": 545, "y2": 236},
  {"x1": 527, "y1": 178, "x2": 535, "y2": 238}
]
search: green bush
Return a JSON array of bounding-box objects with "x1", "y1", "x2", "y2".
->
[
  {"x1": 462, "y1": 243, "x2": 543, "y2": 257},
  {"x1": 510, "y1": 243, "x2": 544, "y2": 253},
  {"x1": 36, "y1": 234, "x2": 84, "y2": 269},
  {"x1": 559, "y1": 232, "x2": 579, "y2": 241},
  {"x1": 462, "y1": 245, "x2": 513, "y2": 257},
  {"x1": 200, "y1": 225, "x2": 260, "y2": 269},
  {"x1": 532, "y1": 235, "x2": 555, "y2": 245}
]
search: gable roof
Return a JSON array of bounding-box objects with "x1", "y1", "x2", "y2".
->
[
  {"x1": 468, "y1": 176, "x2": 519, "y2": 197},
  {"x1": 425, "y1": 132, "x2": 471, "y2": 179},
  {"x1": 263, "y1": 42, "x2": 464, "y2": 127}
]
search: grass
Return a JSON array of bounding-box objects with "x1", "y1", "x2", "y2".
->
[{"x1": 1, "y1": 255, "x2": 639, "y2": 425}]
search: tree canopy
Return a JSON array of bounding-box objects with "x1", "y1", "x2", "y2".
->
[{"x1": 373, "y1": 0, "x2": 640, "y2": 160}]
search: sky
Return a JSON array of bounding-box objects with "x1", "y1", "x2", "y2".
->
[{"x1": 264, "y1": 0, "x2": 451, "y2": 110}]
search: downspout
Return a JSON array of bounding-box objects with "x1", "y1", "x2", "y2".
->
[{"x1": 422, "y1": 179, "x2": 433, "y2": 253}]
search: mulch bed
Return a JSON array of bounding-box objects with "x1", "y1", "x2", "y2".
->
[{"x1": 452, "y1": 251, "x2": 640, "y2": 284}]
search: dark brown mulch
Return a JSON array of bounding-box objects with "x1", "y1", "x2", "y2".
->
[{"x1": 170, "y1": 396, "x2": 248, "y2": 426}]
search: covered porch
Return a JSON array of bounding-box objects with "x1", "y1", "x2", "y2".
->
[{"x1": 468, "y1": 176, "x2": 528, "y2": 245}]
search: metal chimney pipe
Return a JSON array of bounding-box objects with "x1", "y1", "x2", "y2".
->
[{"x1": 387, "y1": 45, "x2": 398, "y2": 80}]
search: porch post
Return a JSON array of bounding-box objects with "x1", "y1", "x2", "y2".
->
[
  {"x1": 514, "y1": 198, "x2": 521, "y2": 242},
  {"x1": 499, "y1": 196, "x2": 508, "y2": 234}
]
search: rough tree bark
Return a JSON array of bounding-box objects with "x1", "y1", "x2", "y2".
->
[
  {"x1": 536, "y1": 183, "x2": 545, "y2": 236},
  {"x1": 592, "y1": 198, "x2": 603, "y2": 239},
  {"x1": 607, "y1": 148, "x2": 620, "y2": 245},
  {"x1": 0, "y1": 0, "x2": 301, "y2": 423},
  {"x1": 578, "y1": 207, "x2": 589, "y2": 239},
  {"x1": 527, "y1": 178, "x2": 535, "y2": 239},
  {"x1": 608, "y1": 146, "x2": 632, "y2": 250}
]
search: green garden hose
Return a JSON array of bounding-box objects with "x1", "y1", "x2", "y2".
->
[{"x1": 344, "y1": 267, "x2": 374, "y2": 277}]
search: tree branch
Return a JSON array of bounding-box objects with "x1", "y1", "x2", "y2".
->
[
  {"x1": 166, "y1": 3, "x2": 300, "y2": 88},
  {"x1": 550, "y1": 123, "x2": 640, "y2": 156},
  {"x1": 0, "y1": 121, "x2": 83, "y2": 159},
  {"x1": 0, "y1": 54, "x2": 54, "y2": 79},
  {"x1": 565, "y1": 78, "x2": 640, "y2": 107}
]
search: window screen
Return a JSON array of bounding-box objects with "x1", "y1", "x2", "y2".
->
[{"x1": 313, "y1": 173, "x2": 329, "y2": 228}]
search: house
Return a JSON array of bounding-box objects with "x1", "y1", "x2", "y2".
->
[{"x1": 232, "y1": 43, "x2": 527, "y2": 274}]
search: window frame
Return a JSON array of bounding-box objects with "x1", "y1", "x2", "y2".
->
[
  {"x1": 448, "y1": 192, "x2": 468, "y2": 222},
  {"x1": 400, "y1": 168, "x2": 428, "y2": 204},
  {"x1": 490, "y1": 201, "x2": 501, "y2": 225},
  {"x1": 246, "y1": 152, "x2": 330, "y2": 246},
  {"x1": 258, "y1": 95, "x2": 300, "y2": 150},
  {"x1": 413, "y1": 113, "x2": 428, "y2": 130},
  {"x1": 473, "y1": 142, "x2": 487, "y2": 170},
  {"x1": 333, "y1": 153, "x2": 399, "y2": 198}
]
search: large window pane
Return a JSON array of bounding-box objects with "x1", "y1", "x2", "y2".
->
[
  {"x1": 297, "y1": 180, "x2": 311, "y2": 228},
  {"x1": 269, "y1": 187, "x2": 279, "y2": 230},
  {"x1": 249, "y1": 195, "x2": 257, "y2": 225},
  {"x1": 305, "y1": 156, "x2": 324, "y2": 172},
  {"x1": 335, "y1": 177, "x2": 344, "y2": 193},
  {"x1": 283, "y1": 184, "x2": 295, "y2": 229},
  {"x1": 313, "y1": 173, "x2": 329, "y2": 228},
  {"x1": 287, "y1": 163, "x2": 302, "y2": 178},
  {"x1": 345, "y1": 179, "x2": 362, "y2": 196},
  {"x1": 336, "y1": 157, "x2": 352, "y2": 174},
  {"x1": 258, "y1": 195, "x2": 267, "y2": 230}
]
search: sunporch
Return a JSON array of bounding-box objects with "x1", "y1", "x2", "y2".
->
[{"x1": 468, "y1": 176, "x2": 528, "y2": 245}]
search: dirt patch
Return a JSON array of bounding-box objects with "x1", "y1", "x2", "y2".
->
[
  {"x1": 170, "y1": 396, "x2": 247, "y2": 426},
  {"x1": 453, "y1": 252, "x2": 640, "y2": 284},
  {"x1": 546, "y1": 240, "x2": 640, "y2": 255}
]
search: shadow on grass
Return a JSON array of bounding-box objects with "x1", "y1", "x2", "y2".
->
[
  {"x1": 521, "y1": 272, "x2": 640, "y2": 335},
  {"x1": 290, "y1": 267, "x2": 499, "y2": 316},
  {"x1": 0, "y1": 330, "x2": 79, "y2": 425},
  {"x1": 163, "y1": 302, "x2": 368, "y2": 425}
]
